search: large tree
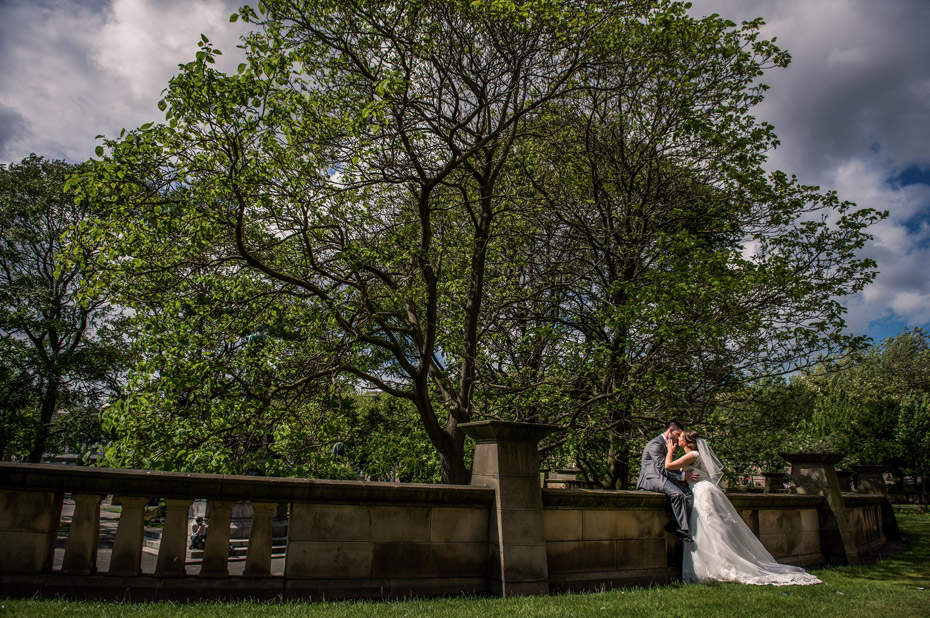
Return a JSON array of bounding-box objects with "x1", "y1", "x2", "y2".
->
[
  {"x1": 0, "y1": 155, "x2": 125, "y2": 462},
  {"x1": 81, "y1": 0, "x2": 880, "y2": 483}
]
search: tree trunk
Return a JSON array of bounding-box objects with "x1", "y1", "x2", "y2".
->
[
  {"x1": 439, "y1": 415, "x2": 469, "y2": 484},
  {"x1": 27, "y1": 382, "x2": 58, "y2": 463}
]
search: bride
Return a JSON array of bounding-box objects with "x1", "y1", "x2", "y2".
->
[{"x1": 664, "y1": 430, "x2": 822, "y2": 586}]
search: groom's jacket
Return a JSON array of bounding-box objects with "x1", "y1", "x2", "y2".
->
[{"x1": 636, "y1": 434, "x2": 677, "y2": 490}]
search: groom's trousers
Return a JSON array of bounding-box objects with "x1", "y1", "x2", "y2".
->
[{"x1": 640, "y1": 476, "x2": 693, "y2": 535}]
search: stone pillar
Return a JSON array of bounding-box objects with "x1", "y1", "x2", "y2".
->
[
  {"x1": 0, "y1": 490, "x2": 62, "y2": 575},
  {"x1": 780, "y1": 453, "x2": 859, "y2": 565},
  {"x1": 61, "y1": 493, "x2": 105, "y2": 575},
  {"x1": 244, "y1": 502, "x2": 278, "y2": 577},
  {"x1": 156, "y1": 498, "x2": 193, "y2": 577},
  {"x1": 200, "y1": 500, "x2": 234, "y2": 578},
  {"x1": 761, "y1": 473, "x2": 785, "y2": 494},
  {"x1": 108, "y1": 496, "x2": 149, "y2": 576},
  {"x1": 852, "y1": 465, "x2": 901, "y2": 542},
  {"x1": 460, "y1": 420, "x2": 557, "y2": 598},
  {"x1": 853, "y1": 465, "x2": 888, "y2": 495}
]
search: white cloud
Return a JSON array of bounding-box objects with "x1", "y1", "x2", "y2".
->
[
  {"x1": 0, "y1": 0, "x2": 248, "y2": 163},
  {"x1": 93, "y1": 0, "x2": 243, "y2": 99}
]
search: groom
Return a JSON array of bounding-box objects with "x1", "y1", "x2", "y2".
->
[{"x1": 637, "y1": 420, "x2": 699, "y2": 542}]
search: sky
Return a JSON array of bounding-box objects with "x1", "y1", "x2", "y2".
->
[{"x1": 1, "y1": 0, "x2": 928, "y2": 344}]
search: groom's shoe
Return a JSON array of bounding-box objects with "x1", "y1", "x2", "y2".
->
[{"x1": 663, "y1": 521, "x2": 679, "y2": 534}]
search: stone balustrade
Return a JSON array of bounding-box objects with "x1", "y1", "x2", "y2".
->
[{"x1": 0, "y1": 428, "x2": 893, "y2": 602}]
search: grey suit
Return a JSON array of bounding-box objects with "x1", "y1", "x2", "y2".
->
[{"x1": 636, "y1": 434, "x2": 693, "y2": 536}]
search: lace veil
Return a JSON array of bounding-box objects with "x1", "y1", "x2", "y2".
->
[{"x1": 697, "y1": 438, "x2": 725, "y2": 487}]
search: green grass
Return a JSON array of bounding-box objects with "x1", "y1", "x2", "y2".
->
[{"x1": 3, "y1": 514, "x2": 928, "y2": 618}]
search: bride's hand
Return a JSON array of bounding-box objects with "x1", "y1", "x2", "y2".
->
[{"x1": 665, "y1": 437, "x2": 675, "y2": 453}]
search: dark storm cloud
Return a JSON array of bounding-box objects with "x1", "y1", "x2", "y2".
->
[
  {"x1": 694, "y1": 0, "x2": 930, "y2": 183},
  {"x1": 0, "y1": 104, "x2": 31, "y2": 162}
]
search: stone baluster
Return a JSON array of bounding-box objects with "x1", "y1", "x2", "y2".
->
[
  {"x1": 780, "y1": 452, "x2": 859, "y2": 565},
  {"x1": 460, "y1": 420, "x2": 557, "y2": 597},
  {"x1": 244, "y1": 502, "x2": 279, "y2": 577},
  {"x1": 200, "y1": 500, "x2": 234, "y2": 577},
  {"x1": 108, "y1": 496, "x2": 150, "y2": 576},
  {"x1": 61, "y1": 493, "x2": 105, "y2": 575},
  {"x1": 156, "y1": 498, "x2": 194, "y2": 577}
]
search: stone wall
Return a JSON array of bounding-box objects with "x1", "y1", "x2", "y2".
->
[{"x1": 0, "y1": 428, "x2": 894, "y2": 602}]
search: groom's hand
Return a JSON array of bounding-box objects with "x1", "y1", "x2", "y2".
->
[{"x1": 685, "y1": 470, "x2": 700, "y2": 482}]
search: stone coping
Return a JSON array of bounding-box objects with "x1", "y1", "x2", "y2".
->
[
  {"x1": 542, "y1": 489, "x2": 673, "y2": 509},
  {"x1": 459, "y1": 420, "x2": 559, "y2": 442},
  {"x1": 542, "y1": 488, "x2": 825, "y2": 510},
  {"x1": 0, "y1": 463, "x2": 494, "y2": 507},
  {"x1": 842, "y1": 494, "x2": 890, "y2": 506},
  {"x1": 725, "y1": 493, "x2": 824, "y2": 509},
  {"x1": 779, "y1": 452, "x2": 844, "y2": 465},
  {"x1": 850, "y1": 464, "x2": 888, "y2": 473}
]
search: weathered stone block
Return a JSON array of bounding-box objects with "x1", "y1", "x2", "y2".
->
[
  {"x1": 496, "y1": 509, "x2": 546, "y2": 546},
  {"x1": 285, "y1": 541, "x2": 373, "y2": 579},
  {"x1": 616, "y1": 538, "x2": 665, "y2": 570},
  {"x1": 431, "y1": 542, "x2": 488, "y2": 577},
  {"x1": 546, "y1": 540, "x2": 614, "y2": 573},
  {"x1": 799, "y1": 509, "x2": 820, "y2": 532},
  {"x1": 471, "y1": 443, "x2": 499, "y2": 478},
  {"x1": 370, "y1": 541, "x2": 487, "y2": 578},
  {"x1": 543, "y1": 509, "x2": 582, "y2": 542},
  {"x1": 289, "y1": 504, "x2": 371, "y2": 541},
  {"x1": 759, "y1": 532, "x2": 788, "y2": 558},
  {"x1": 495, "y1": 479, "x2": 545, "y2": 510},
  {"x1": 0, "y1": 531, "x2": 51, "y2": 575},
  {"x1": 582, "y1": 509, "x2": 661, "y2": 540},
  {"x1": 430, "y1": 507, "x2": 488, "y2": 543},
  {"x1": 371, "y1": 541, "x2": 436, "y2": 578},
  {"x1": 369, "y1": 505, "x2": 430, "y2": 542},
  {"x1": 498, "y1": 543, "x2": 549, "y2": 581},
  {"x1": 0, "y1": 490, "x2": 59, "y2": 533},
  {"x1": 786, "y1": 530, "x2": 821, "y2": 556}
]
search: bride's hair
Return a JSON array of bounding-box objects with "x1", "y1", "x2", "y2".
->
[{"x1": 681, "y1": 430, "x2": 699, "y2": 449}]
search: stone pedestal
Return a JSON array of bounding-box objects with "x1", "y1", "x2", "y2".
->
[
  {"x1": 780, "y1": 453, "x2": 858, "y2": 565},
  {"x1": 852, "y1": 465, "x2": 887, "y2": 495},
  {"x1": 852, "y1": 465, "x2": 900, "y2": 541},
  {"x1": 761, "y1": 473, "x2": 785, "y2": 493},
  {"x1": 461, "y1": 420, "x2": 557, "y2": 598},
  {"x1": 835, "y1": 470, "x2": 853, "y2": 492}
]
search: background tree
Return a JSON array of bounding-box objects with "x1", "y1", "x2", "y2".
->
[
  {"x1": 792, "y1": 329, "x2": 930, "y2": 482},
  {"x1": 0, "y1": 154, "x2": 126, "y2": 463},
  {"x1": 80, "y1": 0, "x2": 881, "y2": 484},
  {"x1": 461, "y1": 13, "x2": 881, "y2": 487}
]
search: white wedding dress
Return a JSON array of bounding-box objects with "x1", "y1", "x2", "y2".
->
[{"x1": 682, "y1": 442, "x2": 821, "y2": 586}]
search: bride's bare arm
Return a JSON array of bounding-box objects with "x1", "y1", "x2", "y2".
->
[{"x1": 665, "y1": 440, "x2": 698, "y2": 471}]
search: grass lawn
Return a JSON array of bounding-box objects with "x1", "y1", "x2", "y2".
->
[{"x1": 2, "y1": 513, "x2": 928, "y2": 618}]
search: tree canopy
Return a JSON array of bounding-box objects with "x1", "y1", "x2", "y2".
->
[{"x1": 76, "y1": 0, "x2": 882, "y2": 484}]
